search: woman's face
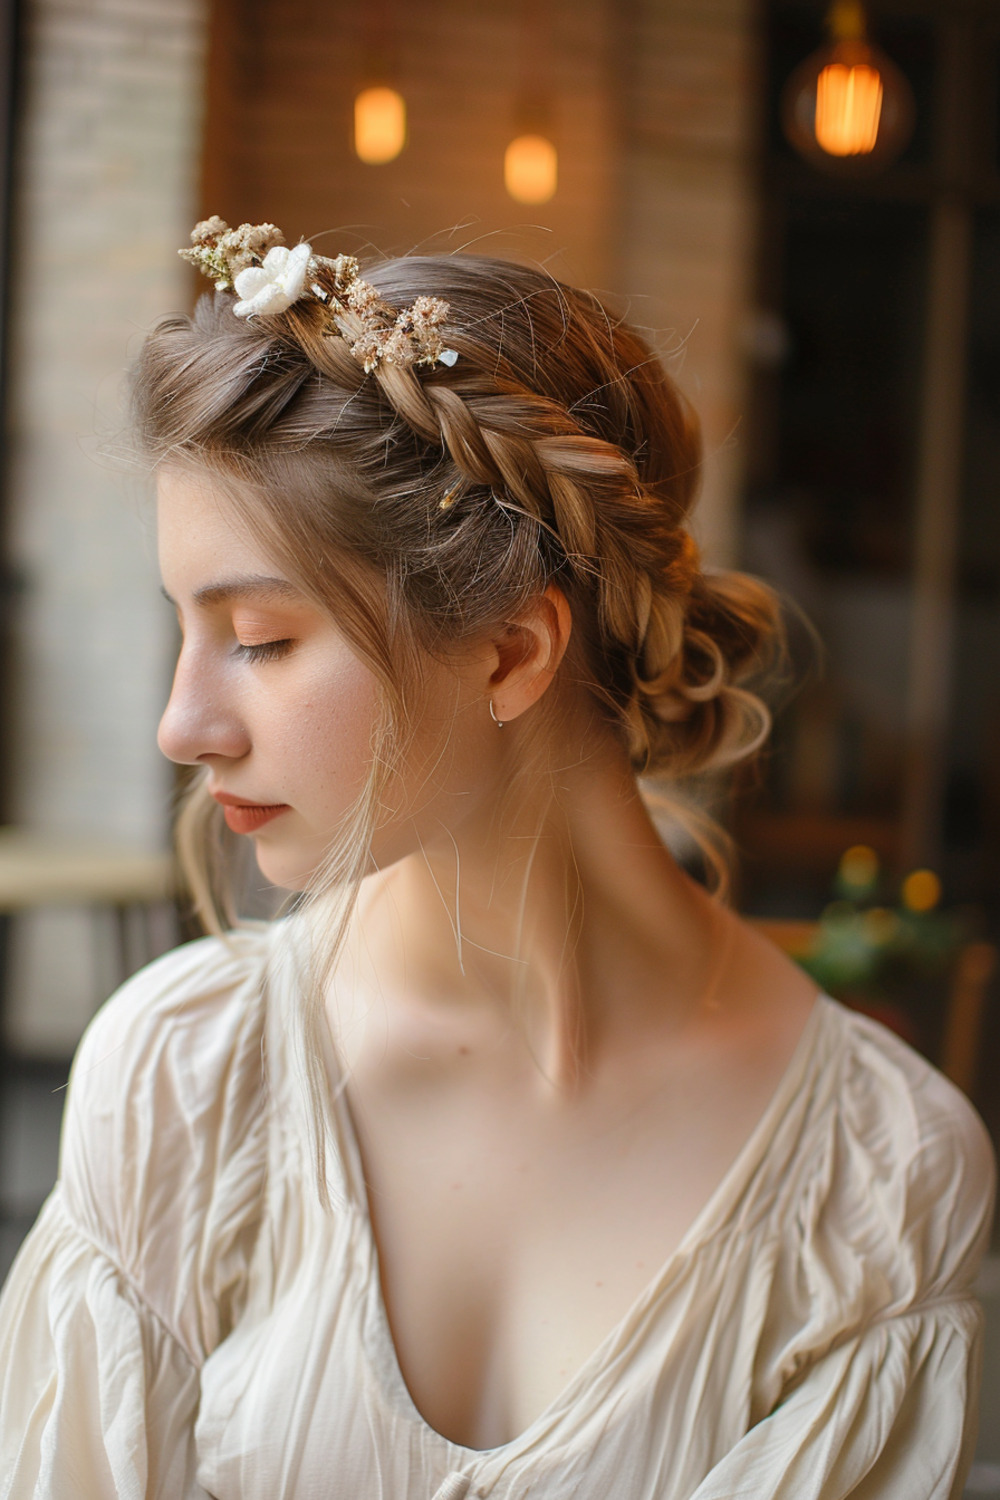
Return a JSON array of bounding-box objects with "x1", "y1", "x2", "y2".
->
[{"x1": 156, "y1": 469, "x2": 499, "y2": 890}]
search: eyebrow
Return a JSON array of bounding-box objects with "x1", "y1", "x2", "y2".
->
[{"x1": 160, "y1": 574, "x2": 304, "y2": 608}]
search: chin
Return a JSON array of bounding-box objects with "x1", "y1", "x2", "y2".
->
[
  {"x1": 250, "y1": 838, "x2": 323, "y2": 895},
  {"x1": 248, "y1": 814, "x2": 422, "y2": 897}
]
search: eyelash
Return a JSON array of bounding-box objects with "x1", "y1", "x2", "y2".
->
[{"x1": 235, "y1": 639, "x2": 294, "y2": 663}]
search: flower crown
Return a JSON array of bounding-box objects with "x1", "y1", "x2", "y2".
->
[{"x1": 179, "y1": 217, "x2": 458, "y2": 375}]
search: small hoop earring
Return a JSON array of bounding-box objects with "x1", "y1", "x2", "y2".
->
[{"x1": 489, "y1": 699, "x2": 505, "y2": 728}]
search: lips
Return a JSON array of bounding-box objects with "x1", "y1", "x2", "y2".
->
[{"x1": 210, "y1": 789, "x2": 290, "y2": 835}]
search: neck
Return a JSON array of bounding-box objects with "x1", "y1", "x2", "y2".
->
[{"x1": 339, "y1": 730, "x2": 720, "y2": 1091}]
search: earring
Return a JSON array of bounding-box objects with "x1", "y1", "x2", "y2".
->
[{"x1": 489, "y1": 699, "x2": 505, "y2": 728}]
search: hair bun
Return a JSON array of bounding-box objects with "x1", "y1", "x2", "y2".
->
[{"x1": 625, "y1": 564, "x2": 781, "y2": 778}]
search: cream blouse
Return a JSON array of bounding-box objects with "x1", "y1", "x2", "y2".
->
[{"x1": 0, "y1": 917, "x2": 995, "y2": 1500}]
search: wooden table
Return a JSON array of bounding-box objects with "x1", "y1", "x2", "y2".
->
[{"x1": 0, "y1": 827, "x2": 175, "y2": 999}]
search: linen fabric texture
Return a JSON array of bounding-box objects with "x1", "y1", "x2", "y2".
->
[{"x1": 0, "y1": 916, "x2": 995, "y2": 1500}]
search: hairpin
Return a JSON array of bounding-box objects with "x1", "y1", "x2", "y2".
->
[{"x1": 179, "y1": 217, "x2": 458, "y2": 375}]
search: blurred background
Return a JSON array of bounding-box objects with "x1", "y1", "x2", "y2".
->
[{"x1": 1, "y1": 0, "x2": 999, "y2": 1482}]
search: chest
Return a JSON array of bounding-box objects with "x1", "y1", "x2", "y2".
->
[
  {"x1": 197, "y1": 1177, "x2": 758, "y2": 1500},
  {"x1": 344, "y1": 1046, "x2": 783, "y2": 1450}
]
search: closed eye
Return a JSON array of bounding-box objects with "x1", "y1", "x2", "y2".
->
[{"x1": 235, "y1": 639, "x2": 294, "y2": 663}]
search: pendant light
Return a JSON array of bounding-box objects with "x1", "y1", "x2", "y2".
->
[
  {"x1": 353, "y1": 0, "x2": 406, "y2": 165},
  {"x1": 354, "y1": 86, "x2": 406, "y2": 164},
  {"x1": 505, "y1": 1, "x2": 557, "y2": 204},
  {"x1": 782, "y1": 0, "x2": 914, "y2": 172},
  {"x1": 505, "y1": 134, "x2": 558, "y2": 204}
]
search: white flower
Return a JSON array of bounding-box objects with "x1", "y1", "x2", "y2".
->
[{"x1": 232, "y1": 242, "x2": 312, "y2": 317}]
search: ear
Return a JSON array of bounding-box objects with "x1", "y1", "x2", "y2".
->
[{"x1": 488, "y1": 584, "x2": 572, "y2": 724}]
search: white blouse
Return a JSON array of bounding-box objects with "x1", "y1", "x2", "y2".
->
[{"x1": 0, "y1": 916, "x2": 995, "y2": 1500}]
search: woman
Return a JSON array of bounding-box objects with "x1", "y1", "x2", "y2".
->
[{"x1": 0, "y1": 220, "x2": 994, "y2": 1499}]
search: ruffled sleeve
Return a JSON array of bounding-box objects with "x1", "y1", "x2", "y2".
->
[
  {"x1": 691, "y1": 1008, "x2": 997, "y2": 1500},
  {"x1": 690, "y1": 1297, "x2": 983, "y2": 1498},
  {"x1": 0, "y1": 929, "x2": 272, "y2": 1499}
]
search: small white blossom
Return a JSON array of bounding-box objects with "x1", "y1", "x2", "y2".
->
[{"x1": 233, "y1": 242, "x2": 313, "y2": 318}]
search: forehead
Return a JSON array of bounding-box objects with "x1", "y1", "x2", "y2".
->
[{"x1": 156, "y1": 468, "x2": 298, "y2": 599}]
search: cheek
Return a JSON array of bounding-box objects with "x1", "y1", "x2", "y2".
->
[
  {"x1": 250, "y1": 673, "x2": 379, "y2": 887},
  {"x1": 274, "y1": 651, "x2": 381, "y2": 803},
  {"x1": 384, "y1": 671, "x2": 496, "y2": 822}
]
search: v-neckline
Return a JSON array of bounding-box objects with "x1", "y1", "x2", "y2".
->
[{"x1": 307, "y1": 944, "x2": 829, "y2": 1459}]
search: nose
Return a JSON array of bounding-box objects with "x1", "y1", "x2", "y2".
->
[{"x1": 157, "y1": 645, "x2": 251, "y2": 766}]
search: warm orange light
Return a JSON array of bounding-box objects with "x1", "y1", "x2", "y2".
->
[
  {"x1": 901, "y1": 868, "x2": 942, "y2": 913},
  {"x1": 781, "y1": 2, "x2": 913, "y2": 174},
  {"x1": 815, "y1": 62, "x2": 883, "y2": 156},
  {"x1": 354, "y1": 86, "x2": 406, "y2": 165},
  {"x1": 504, "y1": 135, "x2": 557, "y2": 204}
]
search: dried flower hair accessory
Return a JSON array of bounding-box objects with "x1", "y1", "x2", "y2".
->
[{"x1": 180, "y1": 217, "x2": 458, "y2": 373}]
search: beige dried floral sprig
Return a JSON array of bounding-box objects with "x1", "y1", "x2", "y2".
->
[
  {"x1": 179, "y1": 217, "x2": 286, "y2": 290},
  {"x1": 179, "y1": 217, "x2": 458, "y2": 374}
]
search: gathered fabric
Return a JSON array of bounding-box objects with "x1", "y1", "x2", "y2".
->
[{"x1": 0, "y1": 915, "x2": 994, "y2": 1500}]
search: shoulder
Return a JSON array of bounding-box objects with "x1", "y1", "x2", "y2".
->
[
  {"x1": 802, "y1": 998, "x2": 996, "y2": 1304},
  {"x1": 65, "y1": 926, "x2": 273, "y2": 1123},
  {"x1": 59, "y1": 925, "x2": 277, "y2": 1360}
]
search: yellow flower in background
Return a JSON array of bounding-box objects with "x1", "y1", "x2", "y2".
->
[
  {"x1": 838, "y1": 844, "x2": 879, "y2": 891},
  {"x1": 862, "y1": 907, "x2": 898, "y2": 945}
]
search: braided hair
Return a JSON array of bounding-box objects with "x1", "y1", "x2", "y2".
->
[
  {"x1": 133, "y1": 250, "x2": 783, "y2": 1200},
  {"x1": 134, "y1": 253, "x2": 778, "y2": 785}
]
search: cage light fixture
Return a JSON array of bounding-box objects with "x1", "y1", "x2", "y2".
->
[
  {"x1": 353, "y1": 85, "x2": 406, "y2": 164},
  {"x1": 782, "y1": 0, "x2": 914, "y2": 172}
]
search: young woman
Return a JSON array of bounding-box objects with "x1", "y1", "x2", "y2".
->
[{"x1": 0, "y1": 220, "x2": 994, "y2": 1499}]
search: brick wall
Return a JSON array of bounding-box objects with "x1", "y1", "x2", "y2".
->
[
  {"x1": 201, "y1": 0, "x2": 757, "y2": 564},
  {"x1": 202, "y1": 0, "x2": 616, "y2": 289},
  {"x1": 4, "y1": 0, "x2": 208, "y2": 1052},
  {"x1": 616, "y1": 0, "x2": 760, "y2": 567},
  {"x1": 2, "y1": 0, "x2": 758, "y2": 1052}
]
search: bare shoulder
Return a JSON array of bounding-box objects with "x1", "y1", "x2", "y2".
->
[
  {"x1": 738, "y1": 910, "x2": 994, "y2": 1178},
  {"x1": 702, "y1": 908, "x2": 821, "y2": 1084},
  {"x1": 717, "y1": 910, "x2": 992, "y2": 1164},
  {"x1": 707, "y1": 912, "x2": 995, "y2": 1292}
]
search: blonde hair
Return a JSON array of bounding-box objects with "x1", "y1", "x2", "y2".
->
[{"x1": 131, "y1": 251, "x2": 781, "y2": 1200}]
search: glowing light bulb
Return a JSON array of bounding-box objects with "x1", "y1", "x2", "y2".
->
[
  {"x1": 781, "y1": 3, "x2": 913, "y2": 173},
  {"x1": 815, "y1": 62, "x2": 883, "y2": 156},
  {"x1": 354, "y1": 86, "x2": 406, "y2": 165},
  {"x1": 901, "y1": 869, "x2": 942, "y2": 913},
  {"x1": 504, "y1": 135, "x2": 557, "y2": 204}
]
